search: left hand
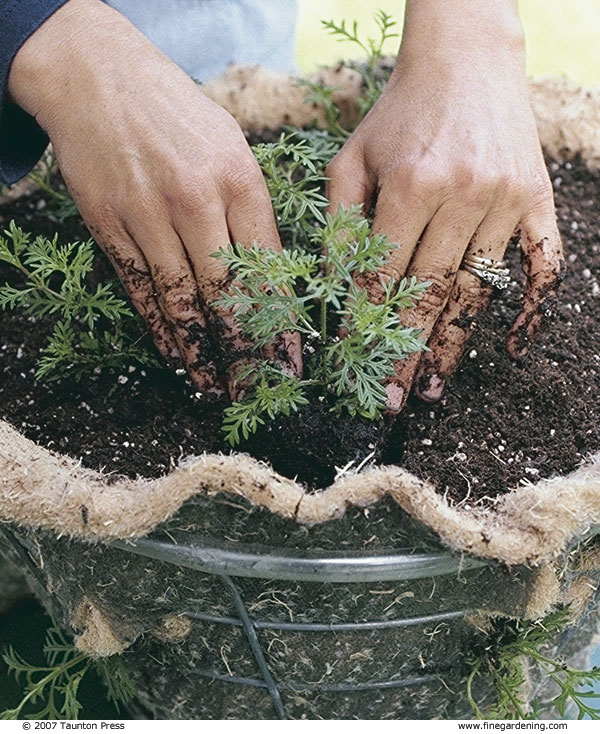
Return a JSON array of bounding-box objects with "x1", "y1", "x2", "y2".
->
[{"x1": 325, "y1": 0, "x2": 565, "y2": 413}]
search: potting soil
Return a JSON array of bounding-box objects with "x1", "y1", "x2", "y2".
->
[{"x1": 0, "y1": 155, "x2": 598, "y2": 500}]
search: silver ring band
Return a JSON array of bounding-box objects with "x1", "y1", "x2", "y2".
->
[{"x1": 462, "y1": 255, "x2": 510, "y2": 290}]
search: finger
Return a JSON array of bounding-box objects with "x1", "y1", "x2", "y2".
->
[
  {"x1": 173, "y1": 205, "x2": 252, "y2": 398},
  {"x1": 173, "y1": 189, "x2": 302, "y2": 400},
  {"x1": 325, "y1": 149, "x2": 376, "y2": 215},
  {"x1": 506, "y1": 207, "x2": 566, "y2": 359},
  {"x1": 88, "y1": 222, "x2": 180, "y2": 365},
  {"x1": 228, "y1": 187, "x2": 303, "y2": 383},
  {"x1": 357, "y1": 184, "x2": 441, "y2": 303},
  {"x1": 414, "y1": 213, "x2": 519, "y2": 402},
  {"x1": 384, "y1": 204, "x2": 486, "y2": 413},
  {"x1": 125, "y1": 218, "x2": 223, "y2": 397}
]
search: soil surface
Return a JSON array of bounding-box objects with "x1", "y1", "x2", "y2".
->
[{"x1": 1, "y1": 155, "x2": 599, "y2": 504}]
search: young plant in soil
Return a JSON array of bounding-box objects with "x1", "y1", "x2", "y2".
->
[
  {"x1": 0, "y1": 221, "x2": 158, "y2": 382},
  {"x1": 214, "y1": 206, "x2": 428, "y2": 446}
]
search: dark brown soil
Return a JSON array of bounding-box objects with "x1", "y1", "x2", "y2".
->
[{"x1": 1, "y1": 155, "x2": 599, "y2": 503}]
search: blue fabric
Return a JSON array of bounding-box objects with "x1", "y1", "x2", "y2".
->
[
  {"x1": 0, "y1": 0, "x2": 298, "y2": 186},
  {"x1": 105, "y1": 0, "x2": 298, "y2": 82},
  {"x1": 0, "y1": 0, "x2": 69, "y2": 185}
]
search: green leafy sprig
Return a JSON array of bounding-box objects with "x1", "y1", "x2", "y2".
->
[
  {"x1": 0, "y1": 221, "x2": 158, "y2": 381},
  {"x1": 1, "y1": 624, "x2": 135, "y2": 720},
  {"x1": 214, "y1": 206, "x2": 428, "y2": 445},
  {"x1": 322, "y1": 9, "x2": 399, "y2": 67},
  {"x1": 252, "y1": 133, "x2": 330, "y2": 245},
  {"x1": 306, "y1": 10, "x2": 398, "y2": 129},
  {"x1": 221, "y1": 365, "x2": 310, "y2": 446},
  {"x1": 467, "y1": 607, "x2": 600, "y2": 720}
]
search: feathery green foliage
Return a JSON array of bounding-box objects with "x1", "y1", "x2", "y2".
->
[
  {"x1": 214, "y1": 206, "x2": 428, "y2": 445},
  {"x1": 27, "y1": 150, "x2": 78, "y2": 221},
  {"x1": 0, "y1": 221, "x2": 158, "y2": 381},
  {"x1": 252, "y1": 132, "x2": 331, "y2": 246},
  {"x1": 0, "y1": 624, "x2": 135, "y2": 720},
  {"x1": 322, "y1": 9, "x2": 398, "y2": 68},
  {"x1": 299, "y1": 9, "x2": 398, "y2": 137},
  {"x1": 467, "y1": 607, "x2": 600, "y2": 720},
  {"x1": 221, "y1": 365, "x2": 310, "y2": 446}
]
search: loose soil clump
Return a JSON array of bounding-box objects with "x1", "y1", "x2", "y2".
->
[{"x1": 0, "y1": 155, "x2": 599, "y2": 504}]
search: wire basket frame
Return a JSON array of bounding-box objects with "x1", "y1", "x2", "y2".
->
[{"x1": 113, "y1": 534, "x2": 490, "y2": 719}]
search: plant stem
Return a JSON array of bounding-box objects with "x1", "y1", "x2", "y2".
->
[
  {"x1": 9, "y1": 654, "x2": 90, "y2": 718},
  {"x1": 320, "y1": 297, "x2": 327, "y2": 344},
  {"x1": 492, "y1": 664, "x2": 528, "y2": 718},
  {"x1": 28, "y1": 174, "x2": 71, "y2": 204},
  {"x1": 8, "y1": 259, "x2": 64, "y2": 304},
  {"x1": 466, "y1": 659, "x2": 485, "y2": 719}
]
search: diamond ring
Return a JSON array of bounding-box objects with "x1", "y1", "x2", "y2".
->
[{"x1": 462, "y1": 255, "x2": 510, "y2": 290}]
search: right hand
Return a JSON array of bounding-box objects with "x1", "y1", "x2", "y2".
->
[
  {"x1": 326, "y1": 0, "x2": 564, "y2": 413},
  {"x1": 9, "y1": 0, "x2": 301, "y2": 399}
]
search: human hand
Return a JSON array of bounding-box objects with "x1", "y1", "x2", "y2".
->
[
  {"x1": 8, "y1": 0, "x2": 301, "y2": 399},
  {"x1": 326, "y1": 0, "x2": 565, "y2": 413}
]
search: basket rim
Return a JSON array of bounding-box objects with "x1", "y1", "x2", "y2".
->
[{"x1": 112, "y1": 531, "x2": 490, "y2": 583}]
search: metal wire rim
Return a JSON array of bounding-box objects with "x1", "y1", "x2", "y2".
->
[
  {"x1": 112, "y1": 532, "x2": 488, "y2": 583},
  {"x1": 111, "y1": 525, "x2": 600, "y2": 717}
]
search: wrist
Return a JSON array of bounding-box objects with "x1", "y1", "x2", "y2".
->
[
  {"x1": 8, "y1": 0, "x2": 139, "y2": 130},
  {"x1": 396, "y1": 0, "x2": 525, "y2": 74}
]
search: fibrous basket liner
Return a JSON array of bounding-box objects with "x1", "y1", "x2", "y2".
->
[{"x1": 0, "y1": 69, "x2": 599, "y2": 720}]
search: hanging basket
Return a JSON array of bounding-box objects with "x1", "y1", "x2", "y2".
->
[{"x1": 1, "y1": 69, "x2": 599, "y2": 720}]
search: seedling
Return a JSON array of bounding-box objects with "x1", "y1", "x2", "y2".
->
[
  {"x1": 214, "y1": 205, "x2": 429, "y2": 446},
  {"x1": 0, "y1": 221, "x2": 158, "y2": 381},
  {"x1": 298, "y1": 9, "x2": 398, "y2": 137}
]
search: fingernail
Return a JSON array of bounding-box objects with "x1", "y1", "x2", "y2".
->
[
  {"x1": 418, "y1": 374, "x2": 446, "y2": 403},
  {"x1": 385, "y1": 384, "x2": 405, "y2": 414},
  {"x1": 205, "y1": 385, "x2": 227, "y2": 402},
  {"x1": 507, "y1": 332, "x2": 529, "y2": 360},
  {"x1": 274, "y1": 358, "x2": 299, "y2": 379}
]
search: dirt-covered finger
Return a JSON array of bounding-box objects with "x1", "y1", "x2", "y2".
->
[
  {"x1": 87, "y1": 223, "x2": 180, "y2": 365},
  {"x1": 415, "y1": 214, "x2": 519, "y2": 401},
  {"x1": 413, "y1": 270, "x2": 493, "y2": 402},
  {"x1": 173, "y1": 205, "x2": 283, "y2": 400},
  {"x1": 506, "y1": 211, "x2": 566, "y2": 359},
  {"x1": 383, "y1": 205, "x2": 484, "y2": 413},
  {"x1": 126, "y1": 220, "x2": 222, "y2": 397}
]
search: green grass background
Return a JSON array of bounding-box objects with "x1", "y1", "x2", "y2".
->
[{"x1": 297, "y1": 0, "x2": 600, "y2": 85}]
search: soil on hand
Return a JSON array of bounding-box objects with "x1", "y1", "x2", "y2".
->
[{"x1": 0, "y1": 156, "x2": 599, "y2": 504}]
